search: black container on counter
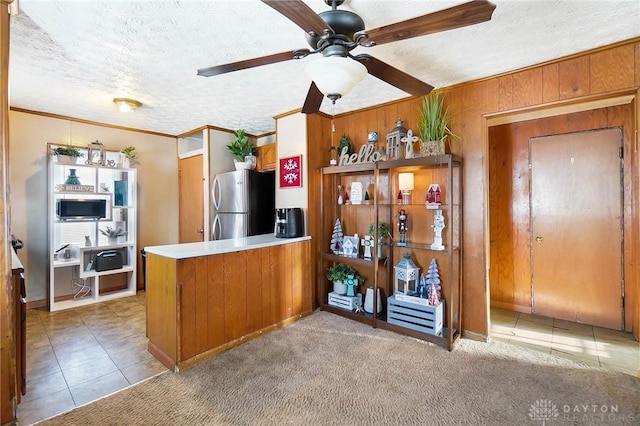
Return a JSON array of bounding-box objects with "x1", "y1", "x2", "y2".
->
[{"x1": 275, "y1": 208, "x2": 304, "y2": 238}]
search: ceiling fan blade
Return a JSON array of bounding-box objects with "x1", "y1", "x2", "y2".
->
[
  {"x1": 301, "y1": 82, "x2": 324, "y2": 114},
  {"x1": 197, "y1": 50, "x2": 308, "y2": 77},
  {"x1": 355, "y1": 0, "x2": 496, "y2": 46},
  {"x1": 355, "y1": 55, "x2": 434, "y2": 97},
  {"x1": 261, "y1": 0, "x2": 333, "y2": 36}
]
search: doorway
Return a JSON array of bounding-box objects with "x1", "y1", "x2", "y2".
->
[
  {"x1": 487, "y1": 101, "x2": 636, "y2": 333},
  {"x1": 530, "y1": 129, "x2": 623, "y2": 329}
]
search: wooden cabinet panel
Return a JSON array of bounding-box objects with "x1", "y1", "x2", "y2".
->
[
  {"x1": 541, "y1": 63, "x2": 559, "y2": 103},
  {"x1": 146, "y1": 254, "x2": 178, "y2": 363},
  {"x1": 256, "y1": 143, "x2": 277, "y2": 171},
  {"x1": 512, "y1": 68, "x2": 543, "y2": 108},
  {"x1": 224, "y1": 251, "x2": 247, "y2": 342},
  {"x1": 636, "y1": 42, "x2": 640, "y2": 86},
  {"x1": 558, "y1": 56, "x2": 590, "y2": 99},
  {"x1": 178, "y1": 258, "x2": 197, "y2": 360},
  {"x1": 245, "y1": 248, "x2": 263, "y2": 334},
  {"x1": 590, "y1": 44, "x2": 635, "y2": 93},
  {"x1": 206, "y1": 254, "x2": 225, "y2": 349}
]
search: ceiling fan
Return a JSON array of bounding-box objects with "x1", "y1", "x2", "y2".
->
[{"x1": 197, "y1": 0, "x2": 496, "y2": 114}]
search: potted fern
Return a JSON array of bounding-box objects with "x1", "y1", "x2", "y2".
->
[
  {"x1": 226, "y1": 129, "x2": 256, "y2": 170},
  {"x1": 52, "y1": 145, "x2": 84, "y2": 164},
  {"x1": 417, "y1": 90, "x2": 458, "y2": 156}
]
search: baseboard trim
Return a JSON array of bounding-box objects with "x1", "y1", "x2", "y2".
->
[
  {"x1": 26, "y1": 299, "x2": 47, "y2": 310},
  {"x1": 462, "y1": 330, "x2": 488, "y2": 342},
  {"x1": 490, "y1": 300, "x2": 531, "y2": 314}
]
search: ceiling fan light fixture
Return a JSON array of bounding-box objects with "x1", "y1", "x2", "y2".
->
[
  {"x1": 113, "y1": 97, "x2": 142, "y2": 112},
  {"x1": 305, "y1": 56, "x2": 367, "y2": 101}
]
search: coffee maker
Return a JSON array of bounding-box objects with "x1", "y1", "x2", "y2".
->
[{"x1": 275, "y1": 208, "x2": 304, "y2": 238}]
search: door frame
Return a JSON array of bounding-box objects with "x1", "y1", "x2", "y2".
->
[{"x1": 483, "y1": 88, "x2": 639, "y2": 340}]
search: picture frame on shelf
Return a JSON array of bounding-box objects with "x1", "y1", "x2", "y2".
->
[{"x1": 279, "y1": 154, "x2": 302, "y2": 188}]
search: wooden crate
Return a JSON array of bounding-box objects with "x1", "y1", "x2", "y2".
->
[
  {"x1": 387, "y1": 295, "x2": 443, "y2": 336},
  {"x1": 328, "y1": 292, "x2": 362, "y2": 311}
]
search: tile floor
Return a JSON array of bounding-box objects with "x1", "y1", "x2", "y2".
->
[
  {"x1": 16, "y1": 291, "x2": 167, "y2": 426},
  {"x1": 15, "y1": 299, "x2": 640, "y2": 424},
  {"x1": 490, "y1": 306, "x2": 640, "y2": 378}
]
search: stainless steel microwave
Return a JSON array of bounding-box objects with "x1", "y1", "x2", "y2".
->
[{"x1": 56, "y1": 199, "x2": 107, "y2": 220}]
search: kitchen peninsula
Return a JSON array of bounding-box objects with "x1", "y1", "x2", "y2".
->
[{"x1": 145, "y1": 234, "x2": 312, "y2": 371}]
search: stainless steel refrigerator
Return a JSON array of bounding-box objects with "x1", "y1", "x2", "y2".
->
[{"x1": 211, "y1": 170, "x2": 275, "y2": 240}]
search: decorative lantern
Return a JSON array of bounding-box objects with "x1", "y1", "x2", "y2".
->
[
  {"x1": 385, "y1": 118, "x2": 407, "y2": 161},
  {"x1": 86, "y1": 140, "x2": 105, "y2": 166},
  {"x1": 394, "y1": 252, "x2": 420, "y2": 296}
]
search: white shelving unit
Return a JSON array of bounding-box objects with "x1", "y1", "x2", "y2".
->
[{"x1": 48, "y1": 145, "x2": 137, "y2": 311}]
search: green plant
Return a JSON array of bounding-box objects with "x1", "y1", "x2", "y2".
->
[
  {"x1": 120, "y1": 146, "x2": 137, "y2": 160},
  {"x1": 51, "y1": 145, "x2": 84, "y2": 158},
  {"x1": 338, "y1": 134, "x2": 352, "y2": 155},
  {"x1": 99, "y1": 226, "x2": 127, "y2": 238},
  {"x1": 367, "y1": 222, "x2": 391, "y2": 239},
  {"x1": 326, "y1": 263, "x2": 364, "y2": 283},
  {"x1": 417, "y1": 90, "x2": 458, "y2": 143},
  {"x1": 226, "y1": 129, "x2": 255, "y2": 161}
]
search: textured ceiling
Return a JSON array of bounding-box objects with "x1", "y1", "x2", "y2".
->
[{"x1": 8, "y1": 0, "x2": 640, "y2": 137}]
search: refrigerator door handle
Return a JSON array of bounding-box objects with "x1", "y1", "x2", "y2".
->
[
  {"x1": 212, "y1": 215, "x2": 221, "y2": 240},
  {"x1": 212, "y1": 176, "x2": 221, "y2": 211}
]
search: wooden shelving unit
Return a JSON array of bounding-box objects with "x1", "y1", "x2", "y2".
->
[{"x1": 319, "y1": 155, "x2": 462, "y2": 350}]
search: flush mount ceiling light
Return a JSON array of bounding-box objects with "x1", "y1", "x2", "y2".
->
[{"x1": 113, "y1": 98, "x2": 142, "y2": 112}]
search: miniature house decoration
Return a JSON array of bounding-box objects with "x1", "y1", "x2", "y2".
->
[
  {"x1": 385, "y1": 118, "x2": 407, "y2": 161},
  {"x1": 394, "y1": 252, "x2": 420, "y2": 296},
  {"x1": 342, "y1": 235, "x2": 359, "y2": 258},
  {"x1": 426, "y1": 183, "x2": 442, "y2": 209}
]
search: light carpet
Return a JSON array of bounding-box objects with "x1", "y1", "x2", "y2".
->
[{"x1": 39, "y1": 311, "x2": 640, "y2": 425}]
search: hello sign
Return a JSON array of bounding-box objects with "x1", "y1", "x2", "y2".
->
[{"x1": 338, "y1": 144, "x2": 382, "y2": 166}]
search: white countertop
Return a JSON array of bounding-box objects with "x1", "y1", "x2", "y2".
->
[{"x1": 144, "y1": 234, "x2": 311, "y2": 259}]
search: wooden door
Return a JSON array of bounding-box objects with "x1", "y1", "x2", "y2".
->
[
  {"x1": 179, "y1": 154, "x2": 204, "y2": 243},
  {"x1": 530, "y1": 128, "x2": 623, "y2": 329}
]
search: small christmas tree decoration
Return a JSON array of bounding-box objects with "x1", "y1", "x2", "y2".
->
[
  {"x1": 424, "y1": 258, "x2": 442, "y2": 301},
  {"x1": 428, "y1": 282, "x2": 440, "y2": 306},
  {"x1": 416, "y1": 274, "x2": 427, "y2": 299},
  {"x1": 330, "y1": 219, "x2": 344, "y2": 254},
  {"x1": 364, "y1": 190, "x2": 370, "y2": 203}
]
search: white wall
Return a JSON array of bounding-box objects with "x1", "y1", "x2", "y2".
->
[
  {"x1": 275, "y1": 113, "x2": 307, "y2": 209},
  {"x1": 9, "y1": 111, "x2": 178, "y2": 302}
]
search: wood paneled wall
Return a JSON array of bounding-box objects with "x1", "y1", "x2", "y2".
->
[{"x1": 306, "y1": 37, "x2": 640, "y2": 339}]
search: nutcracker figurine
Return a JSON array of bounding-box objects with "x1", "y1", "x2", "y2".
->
[{"x1": 397, "y1": 209, "x2": 408, "y2": 247}]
